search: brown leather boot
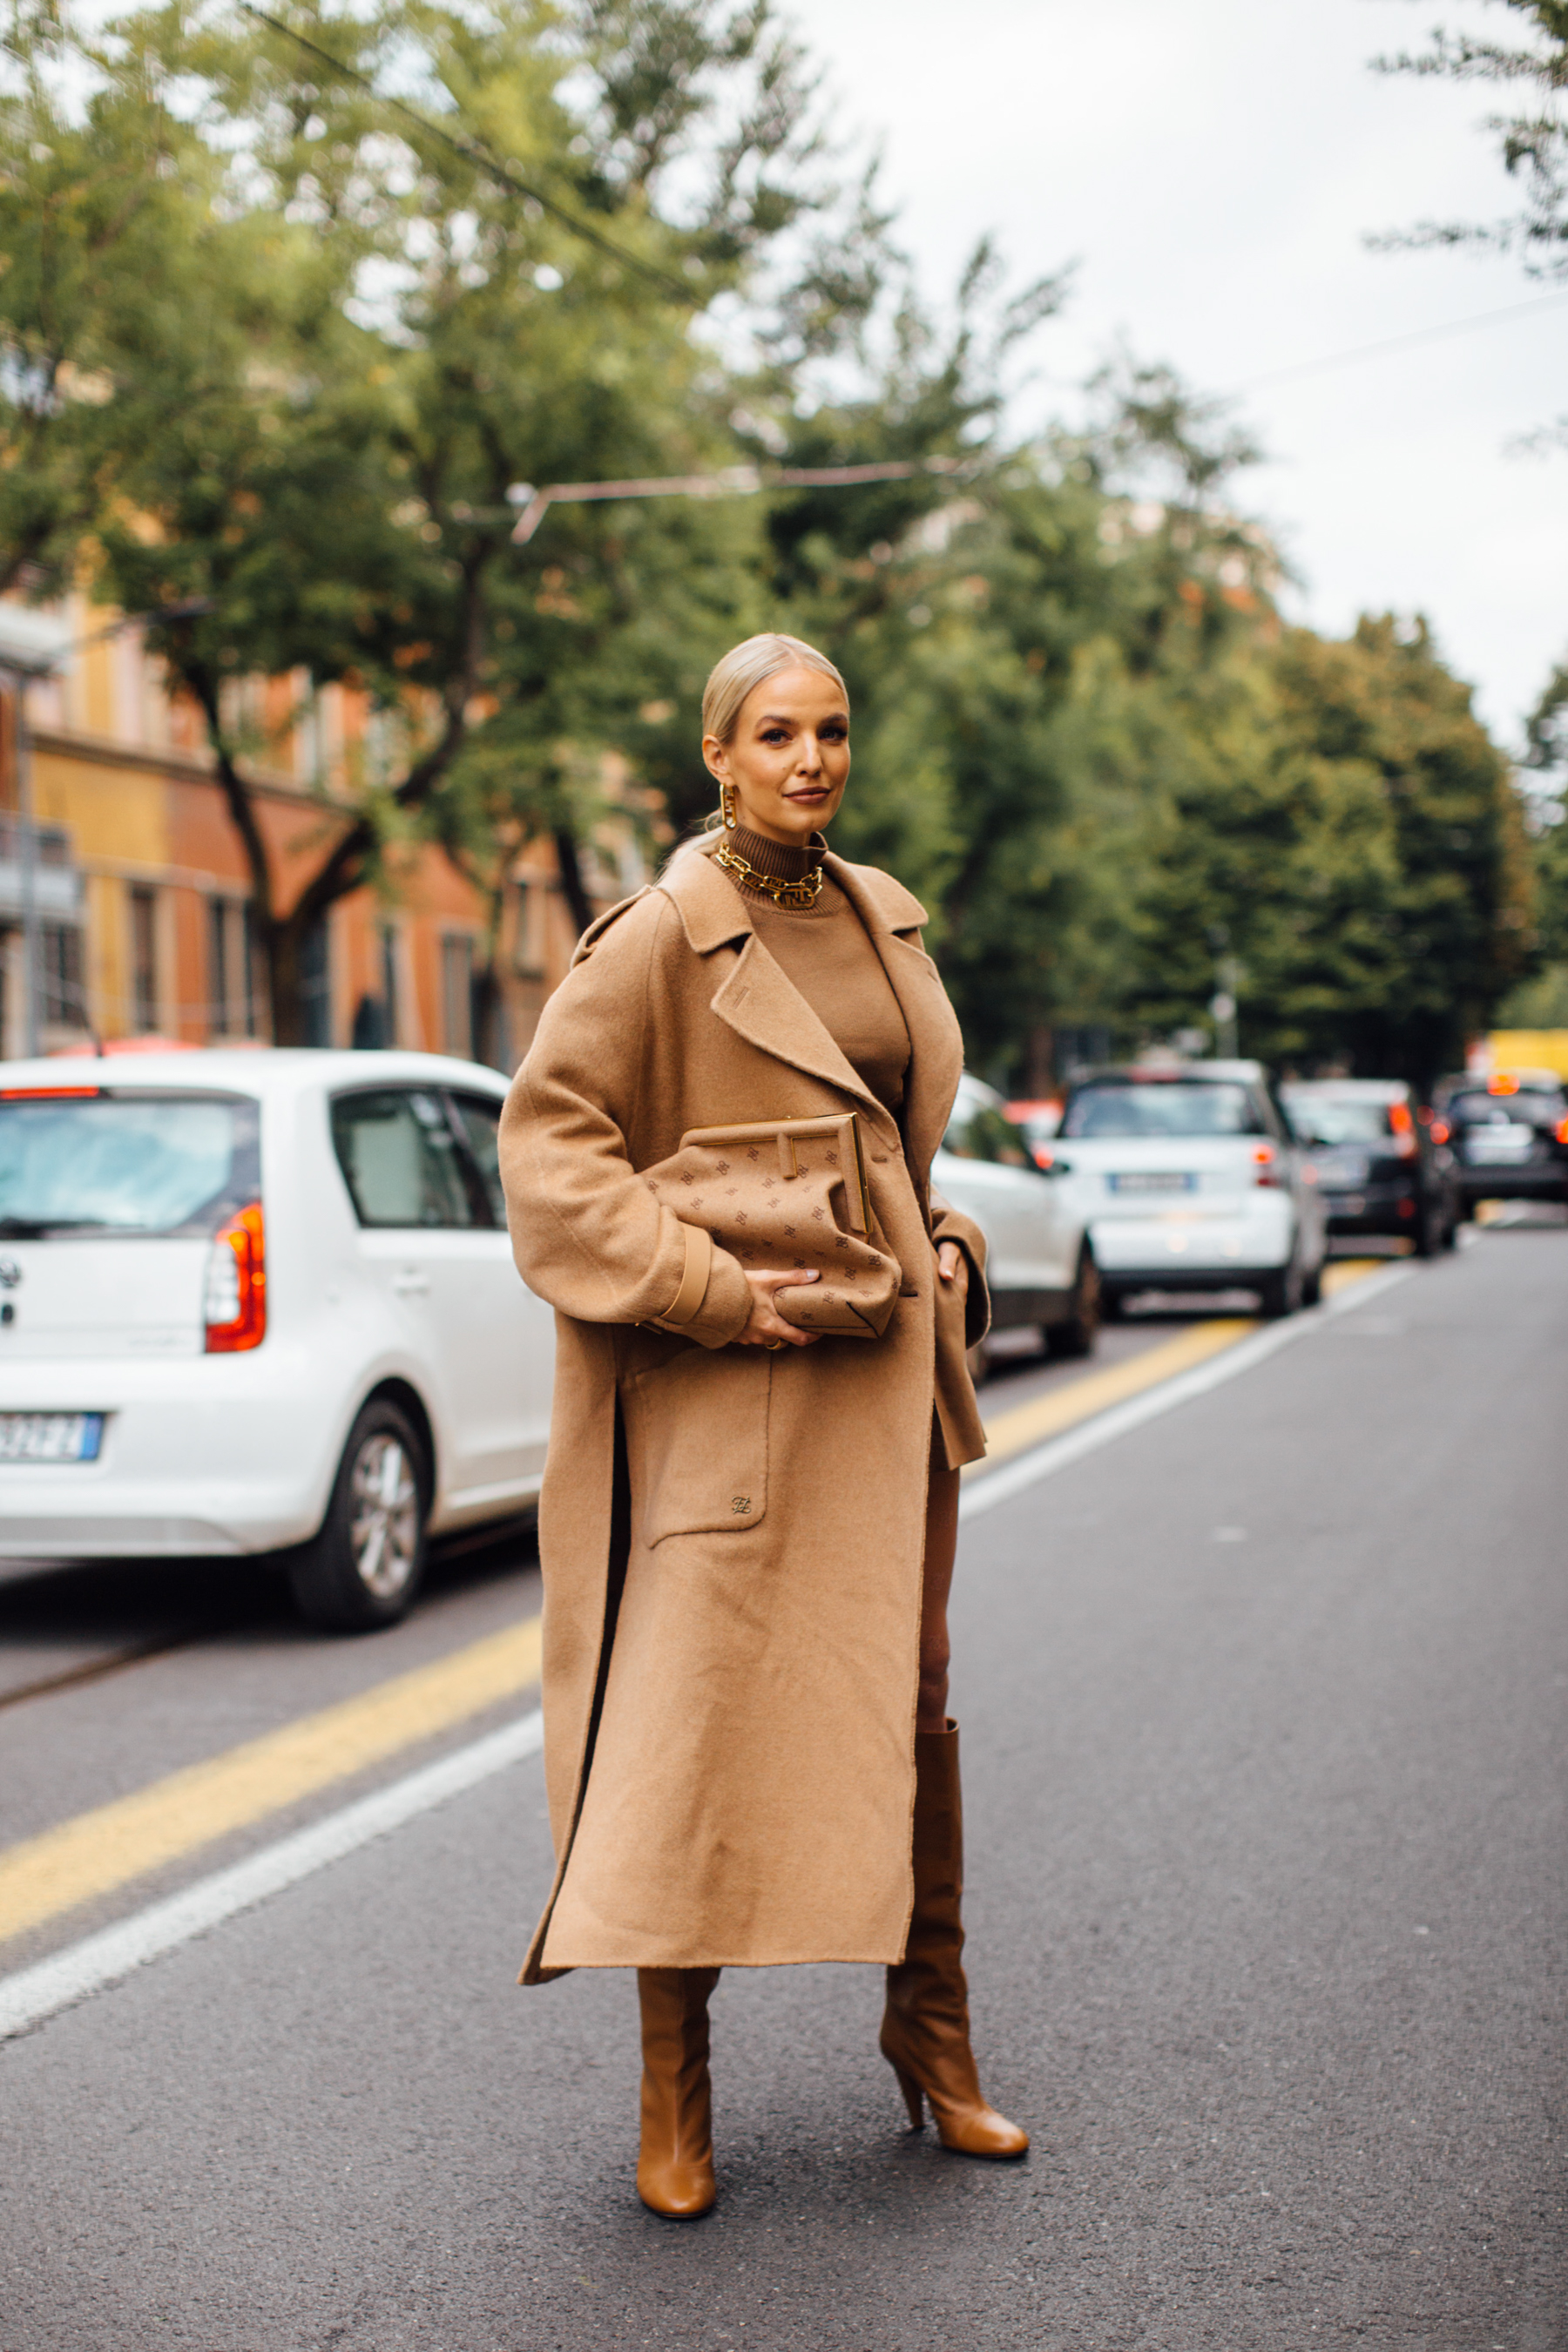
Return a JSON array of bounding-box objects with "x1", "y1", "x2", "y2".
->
[
  {"x1": 880, "y1": 1722, "x2": 1029, "y2": 2159},
  {"x1": 636, "y1": 1966, "x2": 721, "y2": 2218}
]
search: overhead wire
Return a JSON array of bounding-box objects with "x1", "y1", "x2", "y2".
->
[{"x1": 1238, "y1": 287, "x2": 1568, "y2": 391}]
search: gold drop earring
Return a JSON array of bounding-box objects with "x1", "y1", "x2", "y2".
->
[{"x1": 720, "y1": 780, "x2": 737, "y2": 831}]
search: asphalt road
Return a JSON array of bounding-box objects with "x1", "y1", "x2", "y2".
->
[{"x1": 1, "y1": 1229, "x2": 1564, "y2": 2350}]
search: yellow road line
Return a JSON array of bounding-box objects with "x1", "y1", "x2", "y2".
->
[
  {"x1": 1321, "y1": 1254, "x2": 1393, "y2": 1295},
  {"x1": 970, "y1": 1258, "x2": 1387, "y2": 1477},
  {"x1": 0, "y1": 1615, "x2": 541, "y2": 1948},
  {"x1": 970, "y1": 1319, "x2": 1255, "y2": 1476}
]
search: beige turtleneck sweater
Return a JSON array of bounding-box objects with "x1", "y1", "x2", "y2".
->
[{"x1": 719, "y1": 826, "x2": 912, "y2": 1117}]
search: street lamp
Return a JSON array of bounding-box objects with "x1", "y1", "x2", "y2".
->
[{"x1": 0, "y1": 607, "x2": 77, "y2": 1059}]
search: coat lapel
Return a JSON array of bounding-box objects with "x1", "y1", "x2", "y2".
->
[
  {"x1": 826, "y1": 854, "x2": 963, "y2": 1183},
  {"x1": 659, "y1": 841, "x2": 895, "y2": 1134},
  {"x1": 657, "y1": 837, "x2": 963, "y2": 1176}
]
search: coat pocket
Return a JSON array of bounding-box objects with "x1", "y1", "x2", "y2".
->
[{"x1": 625, "y1": 1346, "x2": 772, "y2": 1547}]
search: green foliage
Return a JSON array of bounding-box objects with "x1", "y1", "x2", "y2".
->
[
  {"x1": 0, "y1": 0, "x2": 1533, "y2": 1081},
  {"x1": 1124, "y1": 618, "x2": 1532, "y2": 1085}
]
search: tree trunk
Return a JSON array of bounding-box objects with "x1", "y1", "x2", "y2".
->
[{"x1": 553, "y1": 827, "x2": 595, "y2": 943}]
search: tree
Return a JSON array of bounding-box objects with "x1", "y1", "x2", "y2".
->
[
  {"x1": 0, "y1": 0, "x2": 239, "y2": 597},
  {"x1": 1371, "y1": 1, "x2": 1568, "y2": 447},
  {"x1": 1125, "y1": 617, "x2": 1534, "y2": 1085},
  {"x1": 91, "y1": 0, "x2": 869, "y2": 1040}
]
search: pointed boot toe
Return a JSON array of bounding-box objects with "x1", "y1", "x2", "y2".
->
[
  {"x1": 930, "y1": 2099, "x2": 1029, "y2": 2160},
  {"x1": 637, "y1": 2151, "x2": 718, "y2": 2219}
]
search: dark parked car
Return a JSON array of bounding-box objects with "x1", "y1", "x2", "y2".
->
[
  {"x1": 1281, "y1": 1078, "x2": 1459, "y2": 1255},
  {"x1": 1437, "y1": 1074, "x2": 1568, "y2": 1213}
]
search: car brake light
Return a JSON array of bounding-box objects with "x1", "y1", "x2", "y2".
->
[
  {"x1": 205, "y1": 1202, "x2": 266, "y2": 1352},
  {"x1": 1033, "y1": 1147, "x2": 1054, "y2": 1170},
  {"x1": 1, "y1": 1085, "x2": 101, "y2": 1099},
  {"x1": 1430, "y1": 1120, "x2": 1450, "y2": 1146},
  {"x1": 1558, "y1": 1119, "x2": 1568, "y2": 1146},
  {"x1": 1388, "y1": 1101, "x2": 1418, "y2": 1159},
  {"x1": 1253, "y1": 1145, "x2": 1285, "y2": 1187},
  {"x1": 1488, "y1": 1073, "x2": 1518, "y2": 1095}
]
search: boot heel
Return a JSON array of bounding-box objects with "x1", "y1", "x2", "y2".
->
[{"x1": 894, "y1": 2065, "x2": 925, "y2": 2130}]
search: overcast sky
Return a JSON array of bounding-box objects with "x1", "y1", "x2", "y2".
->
[{"x1": 783, "y1": 0, "x2": 1567, "y2": 754}]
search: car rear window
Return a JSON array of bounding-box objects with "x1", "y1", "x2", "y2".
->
[
  {"x1": 1284, "y1": 1098, "x2": 1397, "y2": 1145},
  {"x1": 1062, "y1": 1082, "x2": 1264, "y2": 1139},
  {"x1": 0, "y1": 1091, "x2": 258, "y2": 1237},
  {"x1": 943, "y1": 1095, "x2": 1031, "y2": 1166},
  {"x1": 1450, "y1": 1090, "x2": 1564, "y2": 1126}
]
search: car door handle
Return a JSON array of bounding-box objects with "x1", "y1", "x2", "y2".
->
[{"x1": 393, "y1": 1270, "x2": 430, "y2": 1296}]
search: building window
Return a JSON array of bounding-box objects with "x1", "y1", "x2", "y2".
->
[
  {"x1": 442, "y1": 934, "x2": 474, "y2": 1059},
  {"x1": 206, "y1": 898, "x2": 257, "y2": 1039},
  {"x1": 40, "y1": 923, "x2": 85, "y2": 1029},
  {"x1": 129, "y1": 887, "x2": 158, "y2": 1032}
]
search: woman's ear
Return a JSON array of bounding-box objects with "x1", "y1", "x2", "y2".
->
[{"x1": 700, "y1": 734, "x2": 728, "y2": 785}]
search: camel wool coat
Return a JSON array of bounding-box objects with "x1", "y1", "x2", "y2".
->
[{"x1": 499, "y1": 835, "x2": 989, "y2": 1983}]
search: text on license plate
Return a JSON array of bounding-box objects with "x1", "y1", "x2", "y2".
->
[
  {"x1": 1109, "y1": 1172, "x2": 1196, "y2": 1193},
  {"x1": 0, "y1": 1412, "x2": 105, "y2": 1464}
]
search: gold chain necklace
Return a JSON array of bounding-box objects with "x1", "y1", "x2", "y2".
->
[{"x1": 713, "y1": 839, "x2": 826, "y2": 910}]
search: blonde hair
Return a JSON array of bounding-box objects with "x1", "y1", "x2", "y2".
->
[{"x1": 700, "y1": 632, "x2": 848, "y2": 747}]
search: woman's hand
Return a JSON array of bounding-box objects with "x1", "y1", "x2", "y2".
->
[
  {"x1": 737, "y1": 1267, "x2": 821, "y2": 1348},
  {"x1": 936, "y1": 1240, "x2": 970, "y2": 1301}
]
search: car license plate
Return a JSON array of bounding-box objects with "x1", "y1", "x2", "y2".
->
[
  {"x1": 0, "y1": 1412, "x2": 105, "y2": 1464},
  {"x1": 1464, "y1": 1129, "x2": 1534, "y2": 1162},
  {"x1": 1315, "y1": 1150, "x2": 1369, "y2": 1186},
  {"x1": 1109, "y1": 1171, "x2": 1195, "y2": 1193}
]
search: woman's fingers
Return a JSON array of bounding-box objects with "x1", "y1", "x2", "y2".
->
[{"x1": 740, "y1": 1267, "x2": 821, "y2": 1347}]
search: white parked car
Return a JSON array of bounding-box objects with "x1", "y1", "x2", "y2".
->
[
  {"x1": 1051, "y1": 1060, "x2": 1328, "y2": 1317},
  {"x1": 932, "y1": 1074, "x2": 1099, "y2": 1365},
  {"x1": 0, "y1": 1051, "x2": 554, "y2": 1630}
]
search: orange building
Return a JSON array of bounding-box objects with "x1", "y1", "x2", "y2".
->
[{"x1": 0, "y1": 595, "x2": 638, "y2": 1066}]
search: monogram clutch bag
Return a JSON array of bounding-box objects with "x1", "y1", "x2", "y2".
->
[{"x1": 642, "y1": 1112, "x2": 901, "y2": 1338}]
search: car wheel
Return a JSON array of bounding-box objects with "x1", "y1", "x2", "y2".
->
[
  {"x1": 1300, "y1": 1260, "x2": 1323, "y2": 1308},
  {"x1": 1099, "y1": 1286, "x2": 1125, "y2": 1322},
  {"x1": 1256, "y1": 1260, "x2": 1303, "y2": 1319},
  {"x1": 1414, "y1": 1201, "x2": 1440, "y2": 1259},
  {"x1": 1046, "y1": 1246, "x2": 1101, "y2": 1359},
  {"x1": 288, "y1": 1397, "x2": 430, "y2": 1633}
]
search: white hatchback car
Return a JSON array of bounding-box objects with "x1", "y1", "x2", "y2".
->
[
  {"x1": 0, "y1": 1051, "x2": 554, "y2": 1629},
  {"x1": 931, "y1": 1074, "x2": 1099, "y2": 1363},
  {"x1": 1051, "y1": 1061, "x2": 1328, "y2": 1317}
]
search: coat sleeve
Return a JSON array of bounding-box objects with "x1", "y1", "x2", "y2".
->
[{"x1": 498, "y1": 896, "x2": 752, "y2": 1350}]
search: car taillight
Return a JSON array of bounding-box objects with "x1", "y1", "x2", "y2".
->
[
  {"x1": 1033, "y1": 1146, "x2": 1054, "y2": 1170},
  {"x1": 205, "y1": 1202, "x2": 266, "y2": 1352},
  {"x1": 1254, "y1": 1145, "x2": 1286, "y2": 1187},
  {"x1": 1558, "y1": 1118, "x2": 1568, "y2": 1146},
  {"x1": 1388, "y1": 1101, "x2": 1418, "y2": 1159},
  {"x1": 1430, "y1": 1120, "x2": 1450, "y2": 1146}
]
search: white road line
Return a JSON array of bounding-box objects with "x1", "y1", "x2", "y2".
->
[
  {"x1": 0, "y1": 1710, "x2": 543, "y2": 2044},
  {"x1": 959, "y1": 1260, "x2": 1419, "y2": 1523}
]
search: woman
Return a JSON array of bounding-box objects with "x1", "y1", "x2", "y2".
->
[{"x1": 498, "y1": 631, "x2": 1027, "y2": 2218}]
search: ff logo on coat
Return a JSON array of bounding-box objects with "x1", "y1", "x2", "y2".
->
[{"x1": 730, "y1": 1495, "x2": 753, "y2": 1515}]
